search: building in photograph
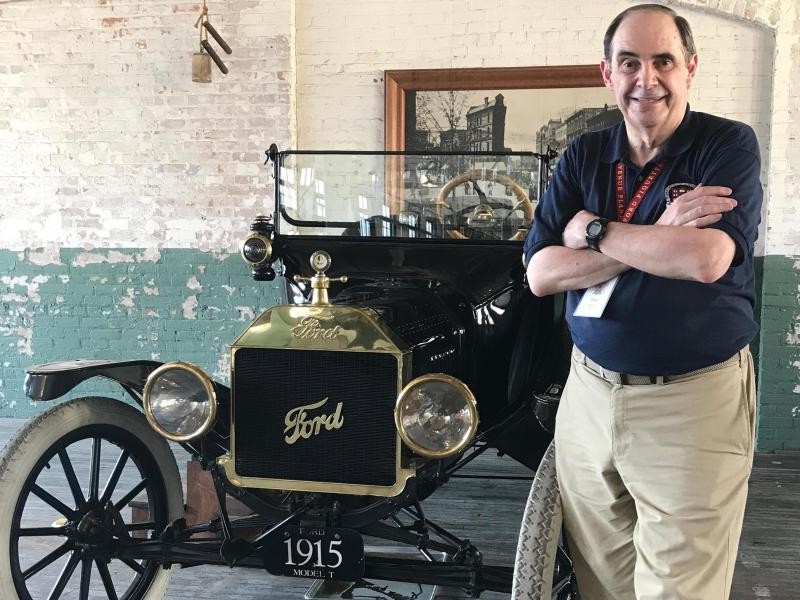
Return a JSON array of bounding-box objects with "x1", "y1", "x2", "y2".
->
[
  {"x1": 564, "y1": 107, "x2": 606, "y2": 142},
  {"x1": 466, "y1": 94, "x2": 507, "y2": 152},
  {"x1": 535, "y1": 118, "x2": 564, "y2": 155},
  {"x1": 439, "y1": 128, "x2": 468, "y2": 151},
  {"x1": 563, "y1": 105, "x2": 624, "y2": 142},
  {"x1": 586, "y1": 104, "x2": 623, "y2": 132}
]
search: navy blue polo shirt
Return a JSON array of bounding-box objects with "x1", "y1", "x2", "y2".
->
[{"x1": 524, "y1": 109, "x2": 762, "y2": 375}]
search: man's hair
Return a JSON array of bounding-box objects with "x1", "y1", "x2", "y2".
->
[{"x1": 603, "y1": 3, "x2": 696, "y2": 62}]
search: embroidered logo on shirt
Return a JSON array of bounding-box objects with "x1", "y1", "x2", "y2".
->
[{"x1": 664, "y1": 182, "x2": 697, "y2": 205}]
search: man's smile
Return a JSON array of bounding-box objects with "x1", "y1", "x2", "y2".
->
[{"x1": 629, "y1": 95, "x2": 668, "y2": 104}]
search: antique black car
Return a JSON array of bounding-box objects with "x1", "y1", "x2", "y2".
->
[{"x1": 0, "y1": 148, "x2": 574, "y2": 599}]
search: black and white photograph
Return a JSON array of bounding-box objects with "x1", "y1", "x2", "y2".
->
[{"x1": 405, "y1": 88, "x2": 622, "y2": 156}]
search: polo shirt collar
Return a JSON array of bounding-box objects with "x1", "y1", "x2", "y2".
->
[{"x1": 600, "y1": 106, "x2": 695, "y2": 164}]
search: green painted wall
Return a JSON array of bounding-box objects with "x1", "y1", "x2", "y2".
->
[
  {"x1": 0, "y1": 248, "x2": 282, "y2": 417},
  {"x1": 2, "y1": 249, "x2": 799, "y2": 450},
  {"x1": 757, "y1": 255, "x2": 800, "y2": 450}
]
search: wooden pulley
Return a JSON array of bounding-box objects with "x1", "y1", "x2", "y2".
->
[{"x1": 192, "y1": 0, "x2": 233, "y2": 82}]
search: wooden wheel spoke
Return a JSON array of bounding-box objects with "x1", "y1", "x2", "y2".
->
[
  {"x1": 100, "y1": 449, "x2": 129, "y2": 505},
  {"x1": 95, "y1": 559, "x2": 119, "y2": 600},
  {"x1": 46, "y1": 549, "x2": 80, "y2": 600},
  {"x1": 113, "y1": 479, "x2": 149, "y2": 513},
  {"x1": 88, "y1": 436, "x2": 102, "y2": 502},
  {"x1": 22, "y1": 541, "x2": 71, "y2": 580},
  {"x1": 78, "y1": 557, "x2": 92, "y2": 600},
  {"x1": 126, "y1": 521, "x2": 156, "y2": 532},
  {"x1": 18, "y1": 526, "x2": 68, "y2": 537},
  {"x1": 31, "y1": 484, "x2": 76, "y2": 520},
  {"x1": 57, "y1": 448, "x2": 86, "y2": 508},
  {"x1": 121, "y1": 557, "x2": 145, "y2": 575}
]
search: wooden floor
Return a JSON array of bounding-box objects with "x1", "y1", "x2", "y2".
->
[{"x1": 1, "y1": 417, "x2": 798, "y2": 599}]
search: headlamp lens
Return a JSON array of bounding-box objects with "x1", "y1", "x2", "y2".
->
[
  {"x1": 395, "y1": 375, "x2": 478, "y2": 458},
  {"x1": 143, "y1": 363, "x2": 216, "y2": 441}
]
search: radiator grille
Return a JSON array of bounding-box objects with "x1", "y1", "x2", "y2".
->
[{"x1": 233, "y1": 348, "x2": 398, "y2": 486}]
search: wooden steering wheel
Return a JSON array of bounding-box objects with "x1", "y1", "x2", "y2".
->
[{"x1": 434, "y1": 170, "x2": 533, "y2": 241}]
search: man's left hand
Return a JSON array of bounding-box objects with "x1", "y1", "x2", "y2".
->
[{"x1": 562, "y1": 210, "x2": 598, "y2": 249}]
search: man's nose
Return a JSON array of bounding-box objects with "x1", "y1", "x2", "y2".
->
[{"x1": 638, "y1": 63, "x2": 658, "y2": 88}]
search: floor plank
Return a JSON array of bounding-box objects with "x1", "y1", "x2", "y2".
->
[{"x1": 1, "y1": 417, "x2": 798, "y2": 599}]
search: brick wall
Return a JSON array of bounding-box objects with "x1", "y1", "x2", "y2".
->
[
  {"x1": 0, "y1": 1, "x2": 291, "y2": 413},
  {"x1": 0, "y1": 0, "x2": 291, "y2": 253},
  {"x1": 1, "y1": 0, "x2": 798, "y2": 447},
  {"x1": 0, "y1": 248, "x2": 282, "y2": 416}
]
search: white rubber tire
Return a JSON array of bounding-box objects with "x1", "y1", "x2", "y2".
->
[
  {"x1": 0, "y1": 396, "x2": 184, "y2": 600},
  {"x1": 511, "y1": 440, "x2": 563, "y2": 600}
]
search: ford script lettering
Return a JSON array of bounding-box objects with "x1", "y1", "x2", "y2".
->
[
  {"x1": 284, "y1": 397, "x2": 344, "y2": 445},
  {"x1": 290, "y1": 317, "x2": 343, "y2": 341}
]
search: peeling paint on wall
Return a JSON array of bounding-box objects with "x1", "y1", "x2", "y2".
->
[
  {"x1": 187, "y1": 276, "x2": 203, "y2": 292},
  {"x1": 1, "y1": 275, "x2": 49, "y2": 304},
  {"x1": 120, "y1": 288, "x2": 136, "y2": 309},
  {"x1": 213, "y1": 350, "x2": 231, "y2": 383},
  {"x1": 236, "y1": 306, "x2": 256, "y2": 321},
  {"x1": 786, "y1": 322, "x2": 800, "y2": 345},
  {"x1": 26, "y1": 248, "x2": 63, "y2": 266},
  {"x1": 72, "y1": 249, "x2": 162, "y2": 268},
  {"x1": 182, "y1": 295, "x2": 198, "y2": 319},
  {"x1": 0, "y1": 276, "x2": 50, "y2": 356}
]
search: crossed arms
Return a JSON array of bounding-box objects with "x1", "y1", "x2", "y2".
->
[{"x1": 526, "y1": 185, "x2": 738, "y2": 297}]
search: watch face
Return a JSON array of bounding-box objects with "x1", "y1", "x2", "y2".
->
[
  {"x1": 587, "y1": 221, "x2": 603, "y2": 237},
  {"x1": 310, "y1": 250, "x2": 332, "y2": 272}
]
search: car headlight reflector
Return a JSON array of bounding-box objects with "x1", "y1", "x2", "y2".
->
[
  {"x1": 241, "y1": 232, "x2": 272, "y2": 266},
  {"x1": 143, "y1": 362, "x2": 217, "y2": 442},
  {"x1": 395, "y1": 374, "x2": 478, "y2": 458}
]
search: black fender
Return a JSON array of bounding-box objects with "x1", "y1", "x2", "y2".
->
[
  {"x1": 25, "y1": 359, "x2": 166, "y2": 402},
  {"x1": 25, "y1": 359, "x2": 231, "y2": 406},
  {"x1": 24, "y1": 359, "x2": 233, "y2": 458}
]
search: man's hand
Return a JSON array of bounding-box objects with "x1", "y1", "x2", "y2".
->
[
  {"x1": 656, "y1": 185, "x2": 737, "y2": 227},
  {"x1": 562, "y1": 210, "x2": 598, "y2": 249}
]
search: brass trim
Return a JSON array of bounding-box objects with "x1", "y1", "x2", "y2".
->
[
  {"x1": 223, "y1": 303, "x2": 414, "y2": 497},
  {"x1": 217, "y1": 452, "x2": 416, "y2": 497},
  {"x1": 394, "y1": 373, "x2": 479, "y2": 459},
  {"x1": 142, "y1": 361, "x2": 218, "y2": 442},
  {"x1": 232, "y1": 305, "x2": 407, "y2": 352},
  {"x1": 292, "y1": 250, "x2": 348, "y2": 306},
  {"x1": 240, "y1": 232, "x2": 273, "y2": 267}
]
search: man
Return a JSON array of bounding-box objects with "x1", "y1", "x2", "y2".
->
[{"x1": 523, "y1": 4, "x2": 762, "y2": 600}]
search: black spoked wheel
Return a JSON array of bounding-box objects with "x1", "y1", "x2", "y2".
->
[{"x1": 0, "y1": 397, "x2": 183, "y2": 600}]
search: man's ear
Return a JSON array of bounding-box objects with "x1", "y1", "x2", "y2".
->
[
  {"x1": 686, "y1": 53, "x2": 698, "y2": 85},
  {"x1": 600, "y1": 59, "x2": 613, "y2": 88}
]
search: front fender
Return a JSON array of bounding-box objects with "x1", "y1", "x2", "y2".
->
[{"x1": 25, "y1": 359, "x2": 165, "y2": 401}]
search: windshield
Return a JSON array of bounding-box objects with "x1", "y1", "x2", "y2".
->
[{"x1": 274, "y1": 151, "x2": 546, "y2": 241}]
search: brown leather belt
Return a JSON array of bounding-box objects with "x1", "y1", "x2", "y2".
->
[{"x1": 573, "y1": 347, "x2": 744, "y2": 385}]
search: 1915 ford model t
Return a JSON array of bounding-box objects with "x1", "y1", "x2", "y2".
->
[{"x1": 0, "y1": 147, "x2": 575, "y2": 599}]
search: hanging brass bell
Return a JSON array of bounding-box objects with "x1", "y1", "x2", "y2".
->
[{"x1": 192, "y1": 51, "x2": 211, "y2": 83}]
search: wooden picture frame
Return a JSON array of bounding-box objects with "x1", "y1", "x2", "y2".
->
[{"x1": 384, "y1": 65, "x2": 604, "y2": 151}]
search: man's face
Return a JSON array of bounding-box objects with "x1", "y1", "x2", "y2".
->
[{"x1": 601, "y1": 10, "x2": 698, "y2": 139}]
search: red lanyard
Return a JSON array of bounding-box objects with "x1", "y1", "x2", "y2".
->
[{"x1": 615, "y1": 161, "x2": 665, "y2": 223}]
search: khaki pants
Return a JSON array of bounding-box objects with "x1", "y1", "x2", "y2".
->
[{"x1": 554, "y1": 347, "x2": 756, "y2": 600}]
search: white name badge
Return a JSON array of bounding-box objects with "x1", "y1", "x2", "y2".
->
[{"x1": 573, "y1": 276, "x2": 620, "y2": 318}]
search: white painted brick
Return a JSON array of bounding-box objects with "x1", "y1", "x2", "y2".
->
[
  {"x1": 0, "y1": 0, "x2": 291, "y2": 252},
  {"x1": 0, "y1": 0, "x2": 797, "y2": 260}
]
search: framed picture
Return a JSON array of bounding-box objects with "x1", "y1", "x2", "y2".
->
[{"x1": 384, "y1": 65, "x2": 622, "y2": 158}]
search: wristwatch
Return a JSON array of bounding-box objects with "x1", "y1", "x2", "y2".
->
[{"x1": 585, "y1": 218, "x2": 610, "y2": 252}]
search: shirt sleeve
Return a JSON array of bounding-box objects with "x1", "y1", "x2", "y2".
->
[
  {"x1": 522, "y1": 141, "x2": 585, "y2": 267},
  {"x1": 697, "y1": 123, "x2": 763, "y2": 266}
]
